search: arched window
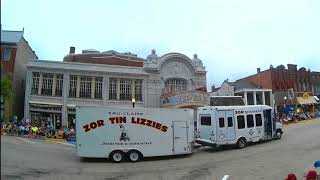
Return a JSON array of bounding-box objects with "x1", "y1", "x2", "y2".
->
[{"x1": 165, "y1": 79, "x2": 187, "y2": 92}]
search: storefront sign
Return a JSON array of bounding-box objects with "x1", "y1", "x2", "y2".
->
[{"x1": 160, "y1": 91, "x2": 209, "y2": 107}]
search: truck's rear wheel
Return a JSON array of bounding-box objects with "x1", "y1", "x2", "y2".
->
[
  {"x1": 236, "y1": 138, "x2": 247, "y2": 149},
  {"x1": 110, "y1": 151, "x2": 124, "y2": 163},
  {"x1": 127, "y1": 150, "x2": 142, "y2": 162}
]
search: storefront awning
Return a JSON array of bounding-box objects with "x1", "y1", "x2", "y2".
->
[
  {"x1": 296, "y1": 97, "x2": 317, "y2": 105},
  {"x1": 29, "y1": 101, "x2": 62, "y2": 106},
  {"x1": 67, "y1": 104, "x2": 76, "y2": 108}
]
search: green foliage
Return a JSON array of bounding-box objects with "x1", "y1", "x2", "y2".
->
[{"x1": 1, "y1": 62, "x2": 15, "y2": 99}]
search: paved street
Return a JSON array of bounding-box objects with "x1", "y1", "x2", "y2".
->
[{"x1": 1, "y1": 119, "x2": 320, "y2": 180}]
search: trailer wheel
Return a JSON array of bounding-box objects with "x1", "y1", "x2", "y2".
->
[
  {"x1": 110, "y1": 150, "x2": 124, "y2": 163},
  {"x1": 276, "y1": 130, "x2": 282, "y2": 140},
  {"x1": 127, "y1": 150, "x2": 142, "y2": 162},
  {"x1": 236, "y1": 138, "x2": 247, "y2": 149}
]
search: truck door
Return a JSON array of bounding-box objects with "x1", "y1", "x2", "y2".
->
[
  {"x1": 217, "y1": 111, "x2": 227, "y2": 142},
  {"x1": 225, "y1": 111, "x2": 236, "y2": 140},
  {"x1": 173, "y1": 121, "x2": 189, "y2": 154},
  {"x1": 198, "y1": 114, "x2": 215, "y2": 142},
  {"x1": 263, "y1": 109, "x2": 273, "y2": 139}
]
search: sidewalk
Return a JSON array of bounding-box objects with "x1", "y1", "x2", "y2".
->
[{"x1": 283, "y1": 117, "x2": 320, "y2": 128}]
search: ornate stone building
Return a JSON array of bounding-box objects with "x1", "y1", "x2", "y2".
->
[{"x1": 24, "y1": 48, "x2": 208, "y2": 129}]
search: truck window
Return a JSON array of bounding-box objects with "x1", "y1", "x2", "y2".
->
[
  {"x1": 237, "y1": 115, "x2": 245, "y2": 129},
  {"x1": 200, "y1": 116, "x2": 211, "y2": 126},
  {"x1": 255, "y1": 114, "x2": 262, "y2": 126},
  {"x1": 227, "y1": 117, "x2": 233, "y2": 127},
  {"x1": 247, "y1": 114, "x2": 254, "y2": 128},
  {"x1": 219, "y1": 118, "x2": 225, "y2": 128}
]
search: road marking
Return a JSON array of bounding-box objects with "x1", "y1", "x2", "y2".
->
[
  {"x1": 222, "y1": 175, "x2": 229, "y2": 180},
  {"x1": 16, "y1": 137, "x2": 36, "y2": 144}
]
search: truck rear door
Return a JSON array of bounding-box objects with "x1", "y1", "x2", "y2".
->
[
  {"x1": 217, "y1": 110, "x2": 235, "y2": 142},
  {"x1": 198, "y1": 114, "x2": 215, "y2": 142},
  {"x1": 225, "y1": 111, "x2": 236, "y2": 140},
  {"x1": 216, "y1": 111, "x2": 226, "y2": 142},
  {"x1": 173, "y1": 121, "x2": 189, "y2": 154}
]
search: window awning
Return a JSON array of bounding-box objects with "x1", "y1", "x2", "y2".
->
[
  {"x1": 29, "y1": 101, "x2": 63, "y2": 106},
  {"x1": 296, "y1": 97, "x2": 317, "y2": 105}
]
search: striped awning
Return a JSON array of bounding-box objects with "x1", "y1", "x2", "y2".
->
[{"x1": 296, "y1": 97, "x2": 317, "y2": 105}]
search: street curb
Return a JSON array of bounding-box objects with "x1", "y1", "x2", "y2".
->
[
  {"x1": 44, "y1": 138, "x2": 66, "y2": 143},
  {"x1": 283, "y1": 118, "x2": 320, "y2": 128}
]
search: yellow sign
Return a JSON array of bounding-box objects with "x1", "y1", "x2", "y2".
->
[{"x1": 303, "y1": 92, "x2": 309, "y2": 99}]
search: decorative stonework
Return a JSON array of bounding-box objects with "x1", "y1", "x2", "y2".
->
[
  {"x1": 144, "y1": 51, "x2": 206, "y2": 74},
  {"x1": 160, "y1": 60, "x2": 192, "y2": 80},
  {"x1": 146, "y1": 49, "x2": 159, "y2": 63},
  {"x1": 192, "y1": 54, "x2": 205, "y2": 71}
]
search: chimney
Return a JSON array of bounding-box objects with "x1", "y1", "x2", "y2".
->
[
  {"x1": 257, "y1": 68, "x2": 261, "y2": 74},
  {"x1": 287, "y1": 64, "x2": 297, "y2": 71},
  {"x1": 69, "y1": 46, "x2": 75, "y2": 54}
]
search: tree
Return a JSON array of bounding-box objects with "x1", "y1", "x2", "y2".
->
[
  {"x1": 1, "y1": 62, "x2": 15, "y2": 123},
  {"x1": 1, "y1": 73, "x2": 15, "y2": 99}
]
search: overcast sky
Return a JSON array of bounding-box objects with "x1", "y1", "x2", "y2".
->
[{"x1": 2, "y1": 0, "x2": 320, "y2": 88}]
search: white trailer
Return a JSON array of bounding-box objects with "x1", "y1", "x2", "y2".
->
[
  {"x1": 76, "y1": 106, "x2": 194, "y2": 162},
  {"x1": 196, "y1": 105, "x2": 283, "y2": 148}
]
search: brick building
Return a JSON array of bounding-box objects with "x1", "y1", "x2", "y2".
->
[
  {"x1": 1, "y1": 27, "x2": 37, "y2": 121},
  {"x1": 237, "y1": 64, "x2": 317, "y2": 111},
  {"x1": 311, "y1": 71, "x2": 320, "y2": 97}
]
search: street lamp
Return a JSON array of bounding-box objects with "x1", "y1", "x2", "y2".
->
[
  {"x1": 132, "y1": 97, "x2": 136, "y2": 108},
  {"x1": 283, "y1": 96, "x2": 287, "y2": 108}
]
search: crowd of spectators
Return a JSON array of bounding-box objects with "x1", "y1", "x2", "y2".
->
[
  {"x1": 1, "y1": 120, "x2": 75, "y2": 140},
  {"x1": 275, "y1": 109, "x2": 320, "y2": 125}
]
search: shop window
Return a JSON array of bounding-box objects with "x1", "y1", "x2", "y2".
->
[
  {"x1": 109, "y1": 78, "x2": 117, "y2": 100},
  {"x1": 41, "y1": 74, "x2": 53, "y2": 96},
  {"x1": 55, "y1": 74, "x2": 63, "y2": 96},
  {"x1": 94, "y1": 77, "x2": 103, "y2": 99},
  {"x1": 120, "y1": 79, "x2": 131, "y2": 100},
  {"x1": 135, "y1": 80, "x2": 143, "y2": 101},
  {"x1": 79, "y1": 76, "x2": 92, "y2": 98},
  {"x1": 165, "y1": 79, "x2": 187, "y2": 92},
  {"x1": 31, "y1": 72, "x2": 40, "y2": 94},
  {"x1": 69, "y1": 75, "x2": 77, "y2": 97},
  {"x1": 3, "y1": 48, "x2": 11, "y2": 61}
]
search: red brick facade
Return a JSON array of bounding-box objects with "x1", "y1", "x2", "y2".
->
[
  {"x1": 1, "y1": 47, "x2": 17, "y2": 75},
  {"x1": 63, "y1": 53, "x2": 144, "y2": 67},
  {"x1": 237, "y1": 64, "x2": 313, "y2": 93}
]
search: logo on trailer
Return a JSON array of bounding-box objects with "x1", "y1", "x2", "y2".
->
[{"x1": 119, "y1": 124, "x2": 130, "y2": 141}]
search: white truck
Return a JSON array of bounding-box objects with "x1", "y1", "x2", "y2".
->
[
  {"x1": 196, "y1": 105, "x2": 283, "y2": 148},
  {"x1": 76, "y1": 106, "x2": 194, "y2": 162}
]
